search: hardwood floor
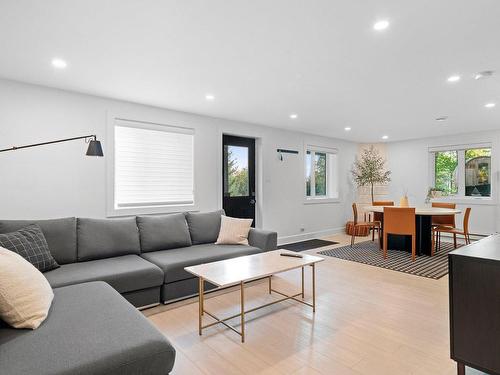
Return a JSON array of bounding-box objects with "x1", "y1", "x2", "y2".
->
[{"x1": 144, "y1": 234, "x2": 457, "y2": 375}]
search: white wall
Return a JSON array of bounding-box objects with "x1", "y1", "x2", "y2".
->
[
  {"x1": 0, "y1": 79, "x2": 357, "y2": 242},
  {"x1": 386, "y1": 131, "x2": 500, "y2": 235}
]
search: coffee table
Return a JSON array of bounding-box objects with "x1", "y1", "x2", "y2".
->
[{"x1": 184, "y1": 250, "x2": 324, "y2": 342}]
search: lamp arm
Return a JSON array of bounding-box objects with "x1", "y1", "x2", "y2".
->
[{"x1": 0, "y1": 135, "x2": 97, "y2": 153}]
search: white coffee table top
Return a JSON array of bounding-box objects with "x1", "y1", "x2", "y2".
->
[
  {"x1": 184, "y1": 249, "x2": 324, "y2": 287},
  {"x1": 364, "y1": 205, "x2": 461, "y2": 216}
]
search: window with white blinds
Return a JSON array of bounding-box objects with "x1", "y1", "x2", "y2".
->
[{"x1": 113, "y1": 120, "x2": 194, "y2": 209}]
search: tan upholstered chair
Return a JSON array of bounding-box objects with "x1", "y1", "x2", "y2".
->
[
  {"x1": 431, "y1": 202, "x2": 457, "y2": 248},
  {"x1": 383, "y1": 207, "x2": 416, "y2": 261},
  {"x1": 371, "y1": 201, "x2": 394, "y2": 241},
  {"x1": 351, "y1": 203, "x2": 381, "y2": 248},
  {"x1": 432, "y1": 207, "x2": 472, "y2": 254}
]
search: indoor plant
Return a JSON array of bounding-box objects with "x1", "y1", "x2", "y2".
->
[{"x1": 351, "y1": 146, "x2": 391, "y2": 203}]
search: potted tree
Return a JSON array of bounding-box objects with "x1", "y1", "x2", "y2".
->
[{"x1": 351, "y1": 146, "x2": 391, "y2": 204}]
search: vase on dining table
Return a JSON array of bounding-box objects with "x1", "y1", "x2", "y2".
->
[{"x1": 399, "y1": 195, "x2": 409, "y2": 207}]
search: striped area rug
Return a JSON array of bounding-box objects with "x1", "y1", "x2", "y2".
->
[{"x1": 318, "y1": 241, "x2": 458, "y2": 279}]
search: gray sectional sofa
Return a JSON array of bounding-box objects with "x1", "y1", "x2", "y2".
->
[{"x1": 0, "y1": 210, "x2": 277, "y2": 375}]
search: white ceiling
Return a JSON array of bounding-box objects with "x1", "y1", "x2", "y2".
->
[{"x1": 0, "y1": 0, "x2": 499, "y2": 142}]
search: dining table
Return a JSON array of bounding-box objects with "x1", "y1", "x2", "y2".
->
[{"x1": 364, "y1": 205, "x2": 462, "y2": 255}]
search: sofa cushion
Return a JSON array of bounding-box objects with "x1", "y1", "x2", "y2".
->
[
  {"x1": 0, "y1": 282, "x2": 176, "y2": 375},
  {"x1": 77, "y1": 217, "x2": 140, "y2": 261},
  {"x1": 44, "y1": 255, "x2": 163, "y2": 293},
  {"x1": 137, "y1": 214, "x2": 191, "y2": 252},
  {"x1": 0, "y1": 247, "x2": 54, "y2": 329},
  {"x1": 0, "y1": 224, "x2": 59, "y2": 272},
  {"x1": 0, "y1": 217, "x2": 76, "y2": 264},
  {"x1": 141, "y1": 243, "x2": 262, "y2": 283},
  {"x1": 185, "y1": 209, "x2": 225, "y2": 245}
]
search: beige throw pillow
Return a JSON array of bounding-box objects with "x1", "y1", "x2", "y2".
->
[
  {"x1": 0, "y1": 246, "x2": 54, "y2": 329},
  {"x1": 216, "y1": 216, "x2": 253, "y2": 245}
]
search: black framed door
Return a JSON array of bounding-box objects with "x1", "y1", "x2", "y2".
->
[{"x1": 222, "y1": 135, "x2": 256, "y2": 226}]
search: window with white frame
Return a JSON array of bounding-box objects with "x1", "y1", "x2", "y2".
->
[
  {"x1": 305, "y1": 146, "x2": 339, "y2": 200},
  {"x1": 430, "y1": 144, "x2": 492, "y2": 198},
  {"x1": 111, "y1": 119, "x2": 194, "y2": 213}
]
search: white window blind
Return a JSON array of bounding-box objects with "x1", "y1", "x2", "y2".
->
[{"x1": 114, "y1": 120, "x2": 194, "y2": 208}]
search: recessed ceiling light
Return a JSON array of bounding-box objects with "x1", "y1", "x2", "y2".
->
[
  {"x1": 344, "y1": 127, "x2": 351, "y2": 131},
  {"x1": 289, "y1": 113, "x2": 298, "y2": 119},
  {"x1": 485, "y1": 102, "x2": 496, "y2": 108},
  {"x1": 382, "y1": 135, "x2": 389, "y2": 140},
  {"x1": 447, "y1": 75, "x2": 461, "y2": 83},
  {"x1": 205, "y1": 94, "x2": 215, "y2": 101},
  {"x1": 373, "y1": 20, "x2": 390, "y2": 31},
  {"x1": 436, "y1": 116, "x2": 448, "y2": 122},
  {"x1": 51, "y1": 58, "x2": 67, "y2": 69}
]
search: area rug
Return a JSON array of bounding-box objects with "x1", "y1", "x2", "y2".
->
[
  {"x1": 317, "y1": 241, "x2": 458, "y2": 279},
  {"x1": 281, "y1": 239, "x2": 339, "y2": 252}
]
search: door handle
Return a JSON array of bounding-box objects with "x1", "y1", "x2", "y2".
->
[{"x1": 250, "y1": 199, "x2": 256, "y2": 205}]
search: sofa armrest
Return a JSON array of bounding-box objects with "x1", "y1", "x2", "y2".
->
[{"x1": 248, "y1": 228, "x2": 277, "y2": 252}]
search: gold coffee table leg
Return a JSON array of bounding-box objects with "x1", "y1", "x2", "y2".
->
[
  {"x1": 301, "y1": 267, "x2": 305, "y2": 299},
  {"x1": 240, "y1": 281, "x2": 245, "y2": 343},
  {"x1": 312, "y1": 263, "x2": 316, "y2": 312},
  {"x1": 198, "y1": 277, "x2": 204, "y2": 335}
]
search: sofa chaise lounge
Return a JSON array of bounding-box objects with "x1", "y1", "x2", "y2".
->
[{"x1": 0, "y1": 210, "x2": 277, "y2": 375}]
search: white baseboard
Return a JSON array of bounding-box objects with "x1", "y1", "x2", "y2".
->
[{"x1": 278, "y1": 227, "x2": 344, "y2": 245}]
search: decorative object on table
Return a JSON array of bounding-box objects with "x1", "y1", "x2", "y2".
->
[
  {"x1": 399, "y1": 187, "x2": 409, "y2": 207},
  {"x1": 0, "y1": 224, "x2": 59, "y2": 272},
  {"x1": 0, "y1": 247, "x2": 54, "y2": 329},
  {"x1": 318, "y1": 240, "x2": 455, "y2": 279},
  {"x1": 425, "y1": 187, "x2": 443, "y2": 203},
  {"x1": 351, "y1": 145, "x2": 391, "y2": 203},
  {"x1": 0, "y1": 134, "x2": 103, "y2": 156}
]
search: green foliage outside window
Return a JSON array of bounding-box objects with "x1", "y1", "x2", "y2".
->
[
  {"x1": 306, "y1": 151, "x2": 328, "y2": 197},
  {"x1": 225, "y1": 147, "x2": 249, "y2": 197},
  {"x1": 315, "y1": 152, "x2": 327, "y2": 196},
  {"x1": 435, "y1": 151, "x2": 458, "y2": 195}
]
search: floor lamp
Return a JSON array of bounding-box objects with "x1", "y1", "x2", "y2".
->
[{"x1": 0, "y1": 135, "x2": 104, "y2": 156}]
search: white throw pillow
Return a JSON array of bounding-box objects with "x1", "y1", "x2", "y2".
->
[
  {"x1": 216, "y1": 216, "x2": 253, "y2": 245},
  {"x1": 0, "y1": 246, "x2": 54, "y2": 329}
]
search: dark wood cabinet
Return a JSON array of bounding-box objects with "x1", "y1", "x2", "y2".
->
[{"x1": 449, "y1": 234, "x2": 500, "y2": 375}]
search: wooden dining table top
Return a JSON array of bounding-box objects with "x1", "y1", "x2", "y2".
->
[{"x1": 364, "y1": 205, "x2": 461, "y2": 216}]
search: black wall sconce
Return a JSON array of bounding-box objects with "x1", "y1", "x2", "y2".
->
[
  {"x1": 277, "y1": 148, "x2": 299, "y2": 161},
  {"x1": 0, "y1": 134, "x2": 104, "y2": 156}
]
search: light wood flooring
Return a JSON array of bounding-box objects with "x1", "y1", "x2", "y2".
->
[{"x1": 144, "y1": 234, "x2": 459, "y2": 375}]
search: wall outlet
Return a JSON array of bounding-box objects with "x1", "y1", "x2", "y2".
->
[{"x1": 300, "y1": 226, "x2": 305, "y2": 232}]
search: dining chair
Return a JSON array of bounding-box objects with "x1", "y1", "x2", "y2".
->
[
  {"x1": 383, "y1": 207, "x2": 416, "y2": 261},
  {"x1": 431, "y1": 202, "x2": 457, "y2": 248},
  {"x1": 351, "y1": 203, "x2": 381, "y2": 248},
  {"x1": 432, "y1": 207, "x2": 472, "y2": 254},
  {"x1": 371, "y1": 201, "x2": 394, "y2": 241}
]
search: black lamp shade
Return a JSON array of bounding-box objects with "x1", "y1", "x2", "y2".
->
[{"x1": 86, "y1": 140, "x2": 104, "y2": 156}]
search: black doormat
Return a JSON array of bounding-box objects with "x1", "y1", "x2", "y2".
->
[{"x1": 281, "y1": 239, "x2": 339, "y2": 252}]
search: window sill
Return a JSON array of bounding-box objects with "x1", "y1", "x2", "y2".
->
[
  {"x1": 430, "y1": 197, "x2": 497, "y2": 206},
  {"x1": 303, "y1": 197, "x2": 340, "y2": 205},
  {"x1": 106, "y1": 204, "x2": 199, "y2": 217}
]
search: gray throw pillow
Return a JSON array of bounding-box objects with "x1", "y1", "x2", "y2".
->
[{"x1": 0, "y1": 224, "x2": 59, "y2": 272}]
